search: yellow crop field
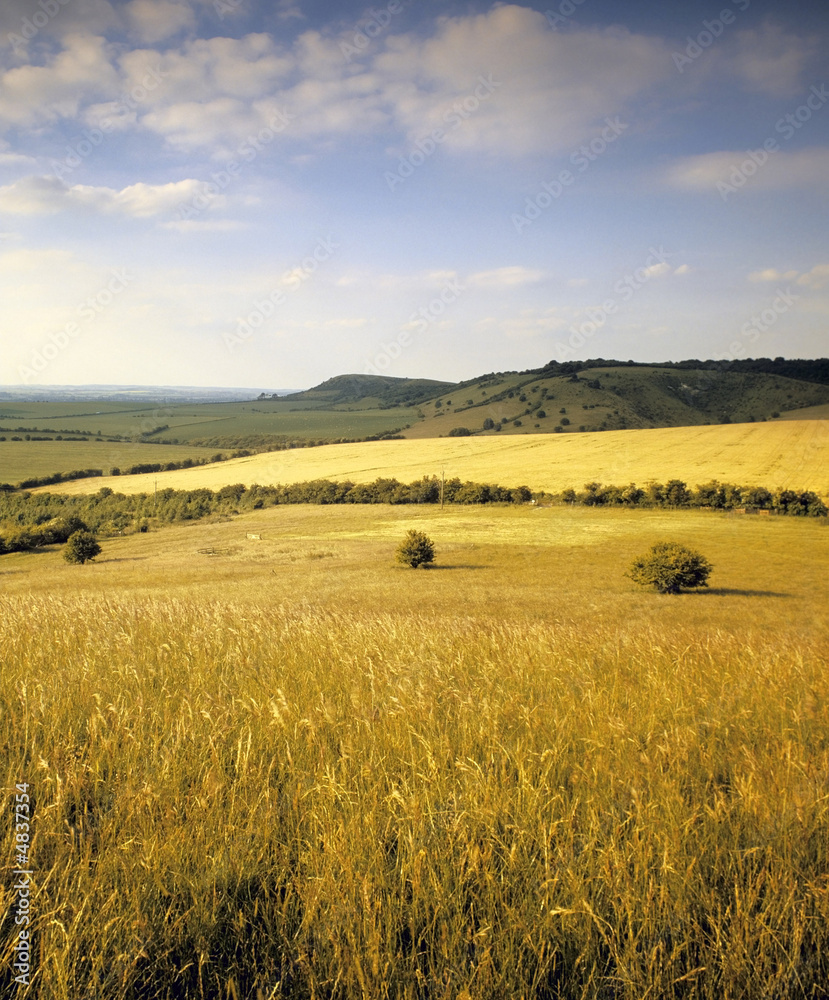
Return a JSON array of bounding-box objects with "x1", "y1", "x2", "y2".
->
[
  {"x1": 2, "y1": 503, "x2": 828, "y2": 998},
  {"x1": 43, "y1": 418, "x2": 829, "y2": 496}
]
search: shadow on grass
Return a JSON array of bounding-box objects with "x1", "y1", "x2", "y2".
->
[
  {"x1": 397, "y1": 564, "x2": 489, "y2": 571},
  {"x1": 428, "y1": 564, "x2": 489, "y2": 571},
  {"x1": 96, "y1": 557, "x2": 150, "y2": 564},
  {"x1": 687, "y1": 587, "x2": 792, "y2": 598}
]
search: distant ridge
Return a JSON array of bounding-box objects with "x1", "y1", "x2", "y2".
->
[{"x1": 0, "y1": 385, "x2": 294, "y2": 403}]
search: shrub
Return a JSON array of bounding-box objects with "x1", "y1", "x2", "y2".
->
[
  {"x1": 627, "y1": 541, "x2": 712, "y2": 594},
  {"x1": 395, "y1": 530, "x2": 435, "y2": 568},
  {"x1": 448, "y1": 427, "x2": 471, "y2": 437},
  {"x1": 63, "y1": 530, "x2": 102, "y2": 565}
]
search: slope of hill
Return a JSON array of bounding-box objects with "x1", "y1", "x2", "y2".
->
[
  {"x1": 403, "y1": 365, "x2": 829, "y2": 438},
  {"x1": 273, "y1": 374, "x2": 456, "y2": 407},
  {"x1": 40, "y1": 420, "x2": 829, "y2": 497}
]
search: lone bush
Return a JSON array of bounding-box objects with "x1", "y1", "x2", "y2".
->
[
  {"x1": 627, "y1": 541, "x2": 712, "y2": 594},
  {"x1": 63, "y1": 530, "x2": 101, "y2": 565},
  {"x1": 396, "y1": 529, "x2": 435, "y2": 568}
]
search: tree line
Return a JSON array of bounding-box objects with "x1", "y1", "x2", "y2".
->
[{"x1": 0, "y1": 476, "x2": 824, "y2": 556}]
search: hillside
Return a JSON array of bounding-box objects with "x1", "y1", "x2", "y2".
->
[
  {"x1": 400, "y1": 365, "x2": 829, "y2": 438},
  {"x1": 272, "y1": 373, "x2": 455, "y2": 407},
  {"x1": 39, "y1": 419, "x2": 829, "y2": 497}
]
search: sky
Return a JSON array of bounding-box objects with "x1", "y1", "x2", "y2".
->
[{"x1": 0, "y1": 0, "x2": 827, "y2": 389}]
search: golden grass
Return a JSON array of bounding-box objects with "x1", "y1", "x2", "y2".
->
[
  {"x1": 40, "y1": 420, "x2": 829, "y2": 498},
  {"x1": 1, "y1": 504, "x2": 828, "y2": 997}
]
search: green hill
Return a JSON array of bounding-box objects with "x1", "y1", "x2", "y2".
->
[
  {"x1": 401, "y1": 363, "x2": 829, "y2": 438},
  {"x1": 269, "y1": 374, "x2": 455, "y2": 408}
]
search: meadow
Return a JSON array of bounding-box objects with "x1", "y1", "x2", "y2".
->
[
  {"x1": 0, "y1": 441, "x2": 222, "y2": 486},
  {"x1": 0, "y1": 399, "x2": 420, "y2": 444},
  {"x1": 2, "y1": 503, "x2": 828, "y2": 998},
  {"x1": 41, "y1": 419, "x2": 829, "y2": 498}
]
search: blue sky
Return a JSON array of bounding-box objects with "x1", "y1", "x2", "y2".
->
[{"x1": 0, "y1": 0, "x2": 827, "y2": 388}]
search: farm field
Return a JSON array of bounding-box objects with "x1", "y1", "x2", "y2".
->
[
  {"x1": 40, "y1": 419, "x2": 829, "y2": 497},
  {"x1": 0, "y1": 440, "x2": 220, "y2": 484},
  {"x1": 2, "y1": 503, "x2": 828, "y2": 998},
  {"x1": 0, "y1": 398, "x2": 419, "y2": 443}
]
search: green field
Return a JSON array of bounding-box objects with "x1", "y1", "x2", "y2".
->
[
  {"x1": 0, "y1": 440, "x2": 222, "y2": 484},
  {"x1": 0, "y1": 398, "x2": 420, "y2": 443},
  {"x1": 2, "y1": 503, "x2": 828, "y2": 998}
]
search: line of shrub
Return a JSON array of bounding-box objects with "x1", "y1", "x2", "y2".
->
[
  {"x1": 551, "y1": 479, "x2": 827, "y2": 516},
  {"x1": 0, "y1": 477, "x2": 824, "y2": 557}
]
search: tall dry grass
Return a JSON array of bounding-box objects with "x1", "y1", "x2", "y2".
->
[{"x1": 2, "y1": 595, "x2": 828, "y2": 998}]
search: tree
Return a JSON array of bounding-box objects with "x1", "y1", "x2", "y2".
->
[
  {"x1": 395, "y1": 529, "x2": 435, "y2": 568},
  {"x1": 63, "y1": 530, "x2": 101, "y2": 565},
  {"x1": 627, "y1": 541, "x2": 712, "y2": 594}
]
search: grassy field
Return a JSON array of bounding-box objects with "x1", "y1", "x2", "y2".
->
[
  {"x1": 0, "y1": 398, "x2": 420, "y2": 443},
  {"x1": 39, "y1": 419, "x2": 829, "y2": 498},
  {"x1": 1, "y1": 503, "x2": 828, "y2": 998},
  {"x1": 0, "y1": 440, "x2": 223, "y2": 484}
]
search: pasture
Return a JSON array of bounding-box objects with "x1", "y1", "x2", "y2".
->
[
  {"x1": 1, "y1": 503, "x2": 828, "y2": 998},
  {"x1": 0, "y1": 398, "x2": 420, "y2": 444},
  {"x1": 39, "y1": 419, "x2": 829, "y2": 498},
  {"x1": 0, "y1": 440, "x2": 220, "y2": 485}
]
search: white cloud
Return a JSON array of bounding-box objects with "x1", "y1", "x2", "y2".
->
[
  {"x1": 125, "y1": 0, "x2": 196, "y2": 44},
  {"x1": 163, "y1": 218, "x2": 248, "y2": 233},
  {"x1": 0, "y1": 1, "x2": 120, "y2": 49},
  {"x1": 475, "y1": 306, "x2": 570, "y2": 341},
  {"x1": 665, "y1": 148, "x2": 829, "y2": 193},
  {"x1": 467, "y1": 266, "x2": 545, "y2": 289},
  {"x1": 673, "y1": 264, "x2": 692, "y2": 276},
  {"x1": 795, "y1": 264, "x2": 829, "y2": 290},
  {"x1": 729, "y1": 22, "x2": 815, "y2": 97},
  {"x1": 374, "y1": 6, "x2": 670, "y2": 157},
  {"x1": 642, "y1": 262, "x2": 670, "y2": 279},
  {"x1": 0, "y1": 34, "x2": 119, "y2": 130},
  {"x1": 0, "y1": 175, "x2": 212, "y2": 218},
  {"x1": 748, "y1": 267, "x2": 798, "y2": 283}
]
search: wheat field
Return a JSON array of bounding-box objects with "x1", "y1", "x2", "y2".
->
[
  {"x1": 38, "y1": 420, "x2": 829, "y2": 498},
  {"x1": 1, "y1": 504, "x2": 828, "y2": 998}
]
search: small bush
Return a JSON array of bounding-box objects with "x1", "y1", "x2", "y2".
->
[
  {"x1": 395, "y1": 530, "x2": 435, "y2": 568},
  {"x1": 63, "y1": 530, "x2": 102, "y2": 565},
  {"x1": 448, "y1": 427, "x2": 471, "y2": 437},
  {"x1": 627, "y1": 541, "x2": 712, "y2": 594}
]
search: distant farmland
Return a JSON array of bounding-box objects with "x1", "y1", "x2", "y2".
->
[{"x1": 41, "y1": 419, "x2": 829, "y2": 497}]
